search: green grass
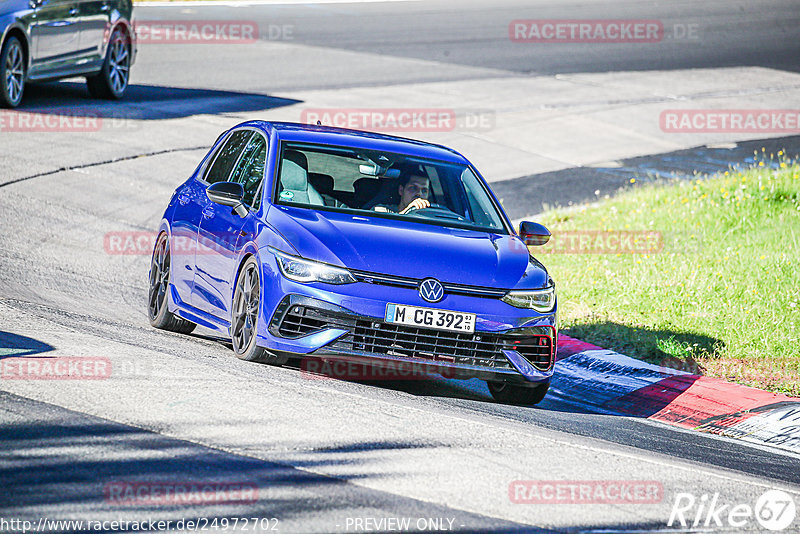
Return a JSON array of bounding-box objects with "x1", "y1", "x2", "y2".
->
[{"x1": 535, "y1": 150, "x2": 800, "y2": 396}]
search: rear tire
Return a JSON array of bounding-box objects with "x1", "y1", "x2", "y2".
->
[
  {"x1": 148, "y1": 232, "x2": 196, "y2": 335},
  {"x1": 87, "y1": 26, "x2": 130, "y2": 99},
  {"x1": 231, "y1": 257, "x2": 287, "y2": 365},
  {"x1": 487, "y1": 380, "x2": 549, "y2": 406},
  {"x1": 1, "y1": 36, "x2": 25, "y2": 108}
]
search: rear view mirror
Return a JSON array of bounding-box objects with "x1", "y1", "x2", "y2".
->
[
  {"x1": 359, "y1": 164, "x2": 400, "y2": 178},
  {"x1": 519, "y1": 221, "x2": 551, "y2": 246},
  {"x1": 359, "y1": 164, "x2": 378, "y2": 176},
  {"x1": 206, "y1": 182, "x2": 248, "y2": 217}
]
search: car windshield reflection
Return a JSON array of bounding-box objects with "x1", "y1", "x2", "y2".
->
[{"x1": 274, "y1": 142, "x2": 509, "y2": 233}]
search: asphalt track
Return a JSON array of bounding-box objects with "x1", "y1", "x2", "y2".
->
[{"x1": 2, "y1": 0, "x2": 800, "y2": 531}]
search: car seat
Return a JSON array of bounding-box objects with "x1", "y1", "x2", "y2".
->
[
  {"x1": 352, "y1": 178, "x2": 382, "y2": 208},
  {"x1": 279, "y1": 150, "x2": 324, "y2": 205}
]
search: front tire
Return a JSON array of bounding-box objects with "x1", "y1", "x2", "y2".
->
[
  {"x1": 1, "y1": 36, "x2": 25, "y2": 108},
  {"x1": 148, "y1": 233, "x2": 196, "y2": 334},
  {"x1": 87, "y1": 27, "x2": 130, "y2": 99},
  {"x1": 487, "y1": 380, "x2": 549, "y2": 406},
  {"x1": 231, "y1": 257, "x2": 287, "y2": 365}
]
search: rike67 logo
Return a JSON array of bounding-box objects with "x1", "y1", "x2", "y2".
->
[{"x1": 669, "y1": 489, "x2": 797, "y2": 531}]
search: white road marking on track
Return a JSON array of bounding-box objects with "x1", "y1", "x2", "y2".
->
[
  {"x1": 257, "y1": 361, "x2": 800, "y2": 492},
  {"x1": 135, "y1": 0, "x2": 419, "y2": 7}
]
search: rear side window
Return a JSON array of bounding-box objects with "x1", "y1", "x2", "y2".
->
[{"x1": 204, "y1": 130, "x2": 253, "y2": 184}]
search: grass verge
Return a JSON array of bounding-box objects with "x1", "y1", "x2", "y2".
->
[{"x1": 534, "y1": 150, "x2": 800, "y2": 396}]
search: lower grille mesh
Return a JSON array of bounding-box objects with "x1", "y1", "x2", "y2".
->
[
  {"x1": 277, "y1": 306, "x2": 331, "y2": 338},
  {"x1": 347, "y1": 319, "x2": 510, "y2": 369},
  {"x1": 274, "y1": 304, "x2": 553, "y2": 371},
  {"x1": 506, "y1": 336, "x2": 553, "y2": 369}
]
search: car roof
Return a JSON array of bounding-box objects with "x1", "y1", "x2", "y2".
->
[{"x1": 235, "y1": 121, "x2": 470, "y2": 165}]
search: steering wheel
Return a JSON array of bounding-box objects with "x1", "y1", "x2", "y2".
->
[{"x1": 405, "y1": 203, "x2": 467, "y2": 221}]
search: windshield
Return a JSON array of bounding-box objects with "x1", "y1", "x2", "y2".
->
[{"x1": 273, "y1": 142, "x2": 509, "y2": 233}]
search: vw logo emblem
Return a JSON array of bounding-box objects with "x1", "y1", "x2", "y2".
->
[{"x1": 419, "y1": 278, "x2": 444, "y2": 303}]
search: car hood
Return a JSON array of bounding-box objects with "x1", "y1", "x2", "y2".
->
[{"x1": 266, "y1": 206, "x2": 548, "y2": 289}]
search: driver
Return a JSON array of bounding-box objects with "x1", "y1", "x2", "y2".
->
[{"x1": 373, "y1": 173, "x2": 431, "y2": 214}]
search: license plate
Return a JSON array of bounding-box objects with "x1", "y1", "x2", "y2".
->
[{"x1": 385, "y1": 303, "x2": 476, "y2": 333}]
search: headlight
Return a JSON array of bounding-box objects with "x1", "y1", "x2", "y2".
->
[
  {"x1": 268, "y1": 247, "x2": 356, "y2": 285},
  {"x1": 502, "y1": 285, "x2": 556, "y2": 312}
]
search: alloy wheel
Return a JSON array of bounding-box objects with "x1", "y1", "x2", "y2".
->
[
  {"x1": 232, "y1": 263, "x2": 260, "y2": 353},
  {"x1": 108, "y1": 29, "x2": 130, "y2": 95},
  {"x1": 4, "y1": 40, "x2": 24, "y2": 106},
  {"x1": 148, "y1": 235, "x2": 170, "y2": 320}
]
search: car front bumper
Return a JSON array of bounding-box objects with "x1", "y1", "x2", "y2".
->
[{"x1": 257, "y1": 269, "x2": 557, "y2": 384}]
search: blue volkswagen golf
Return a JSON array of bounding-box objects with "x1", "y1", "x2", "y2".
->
[{"x1": 149, "y1": 121, "x2": 557, "y2": 405}]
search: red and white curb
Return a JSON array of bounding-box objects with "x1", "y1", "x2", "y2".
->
[{"x1": 553, "y1": 335, "x2": 800, "y2": 455}]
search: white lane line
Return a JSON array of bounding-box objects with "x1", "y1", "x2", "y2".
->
[{"x1": 135, "y1": 0, "x2": 420, "y2": 6}]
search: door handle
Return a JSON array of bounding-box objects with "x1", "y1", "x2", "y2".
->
[
  {"x1": 100, "y1": 3, "x2": 109, "y2": 10},
  {"x1": 69, "y1": 7, "x2": 78, "y2": 15},
  {"x1": 201, "y1": 206, "x2": 215, "y2": 219},
  {"x1": 177, "y1": 193, "x2": 190, "y2": 205}
]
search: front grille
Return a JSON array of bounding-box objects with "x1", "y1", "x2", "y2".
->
[
  {"x1": 271, "y1": 302, "x2": 356, "y2": 339},
  {"x1": 342, "y1": 319, "x2": 511, "y2": 369},
  {"x1": 504, "y1": 336, "x2": 553, "y2": 369},
  {"x1": 350, "y1": 271, "x2": 507, "y2": 298},
  {"x1": 277, "y1": 306, "x2": 331, "y2": 338},
  {"x1": 272, "y1": 303, "x2": 554, "y2": 371}
]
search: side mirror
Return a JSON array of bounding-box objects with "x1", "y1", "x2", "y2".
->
[
  {"x1": 519, "y1": 221, "x2": 550, "y2": 246},
  {"x1": 207, "y1": 182, "x2": 248, "y2": 217}
]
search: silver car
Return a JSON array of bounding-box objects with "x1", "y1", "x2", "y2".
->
[{"x1": 0, "y1": 0, "x2": 135, "y2": 107}]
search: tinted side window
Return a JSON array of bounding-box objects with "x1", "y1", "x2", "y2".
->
[
  {"x1": 204, "y1": 130, "x2": 253, "y2": 184},
  {"x1": 461, "y1": 168, "x2": 504, "y2": 228},
  {"x1": 229, "y1": 134, "x2": 268, "y2": 209}
]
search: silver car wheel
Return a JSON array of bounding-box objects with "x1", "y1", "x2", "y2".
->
[
  {"x1": 232, "y1": 262, "x2": 260, "y2": 354},
  {"x1": 3, "y1": 39, "x2": 24, "y2": 106},
  {"x1": 107, "y1": 29, "x2": 130, "y2": 95}
]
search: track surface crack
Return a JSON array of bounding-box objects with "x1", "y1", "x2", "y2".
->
[{"x1": 0, "y1": 146, "x2": 208, "y2": 189}]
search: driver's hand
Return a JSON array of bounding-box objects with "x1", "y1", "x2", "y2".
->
[{"x1": 400, "y1": 198, "x2": 431, "y2": 214}]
